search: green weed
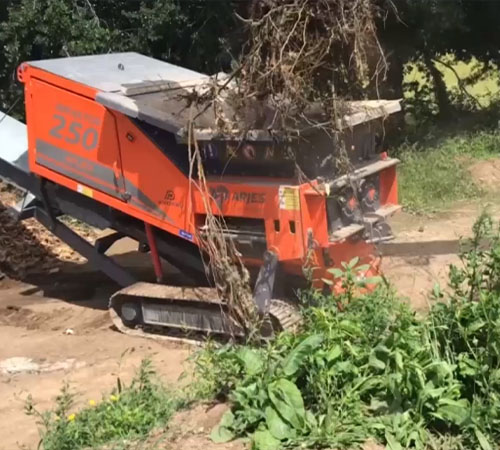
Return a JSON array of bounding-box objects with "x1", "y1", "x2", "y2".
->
[
  {"x1": 396, "y1": 130, "x2": 500, "y2": 213},
  {"x1": 26, "y1": 359, "x2": 179, "y2": 450},
  {"x1": 195, "y1": 215, "x2": 500, "y2": 450}
]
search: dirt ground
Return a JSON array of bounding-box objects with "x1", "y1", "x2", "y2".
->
[
  {"x1": 383, "y1": 198, "x2": 500, "y2": 310},
  {"x1": 0, "y1": 281, "x2": 192, "y2": 449},
  {"x1": 1, "y1": 194, "x2": 500, "y2": 449}
]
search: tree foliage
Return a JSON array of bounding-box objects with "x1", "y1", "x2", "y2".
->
[
  {"x1": 379, "y1": 0, "x2": 500, "y2": 116},
  {"x1": 0, "y1": 0, "x2": 239, "y2": 114},
  {"x1": 0, "y1": 0, "x2": 499, "y2": 119}
]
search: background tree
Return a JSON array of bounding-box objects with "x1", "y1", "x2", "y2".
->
[
  {"x1": 1, "y1": 0, "x2": 499, "y2": 121},
  {"x1": 379, "y1": 0, "x2": 500, "y2": 118},
  {"x1": 0, "y1": 0, "x2": 240, "y2": 115},
  {"x1": 0, "y1": 0, "x2": 116, "y2": 113}
]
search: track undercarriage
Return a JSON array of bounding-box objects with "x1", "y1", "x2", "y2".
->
[{"x1": 110, "y1": 283, "x2": 302, "y2": 341}]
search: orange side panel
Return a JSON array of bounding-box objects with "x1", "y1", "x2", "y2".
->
[
  {"x1": 379, "y1": 165, "x2": 398, "y2": 205},
  {"x1": 24, "y1": 72, "x2": 195, "y2": 242},
  {"x1": 27, "y1": 78, "x2": 124, "y2": 200},
  {"x1": 191, "y1": 181, "x2": 305, "y2": 260},
  {"x1": 114, "y1": 115, "x2": 193, "y2": 236},
  {"x1": 300, "y1": 192, "x2": 329, "y2": 247}
]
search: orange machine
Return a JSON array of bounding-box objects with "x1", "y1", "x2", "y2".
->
[{"x1": 1, "y1": 53, "x2": 400, "y2": 336}]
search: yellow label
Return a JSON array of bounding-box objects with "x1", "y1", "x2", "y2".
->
[
  {"x1": 77, "y1": 184, "x2": 94, "y2": 198},
  {"x1": 279, "y1": 186, "x2": 300, "y2": 211}
]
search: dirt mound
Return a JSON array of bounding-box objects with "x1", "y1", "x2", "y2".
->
[
  {"x1": 0, "y1": 304, "x2": 50, "y2": 330},
  {"x1": 170, "y1": 403, "x2": 231, "y2": 435},
  {"x1": 469, "y1": 159, "x2": 500, "y2": 189},
  {"x1": 0, "y1": 299, "x2": 110, "y2": 334}
]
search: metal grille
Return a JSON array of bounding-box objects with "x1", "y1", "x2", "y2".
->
[{"x1": 142, "y1": 302, "x2": 233, "y2": 334}]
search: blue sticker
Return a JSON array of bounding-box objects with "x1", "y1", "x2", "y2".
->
[{"x1": 179, "y1": 230, "x2": 194, "y2": 241}]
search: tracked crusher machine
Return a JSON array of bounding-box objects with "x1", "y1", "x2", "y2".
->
[{"x1": 0, "y1": 53, "x2": 402, "y2": 338}]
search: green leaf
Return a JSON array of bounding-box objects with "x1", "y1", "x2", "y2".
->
[
  {"x1": 326, "y1": 345, "x2": 342, "y2": 363},
  {"x1": 385, "y1": 432, "x2": 403, "y2": 450},
  {"x1": 433, "y1": 398, "x2": 470, "y2": 426},
  {"x1": 432, "y1": 283, "x2": 442, "y2": 298},
  {"x1": 305, "y1": 410, "x2": 318, "y2": 429},
  {"x1": 355, "y1": 264, "x2": 371, "y2": 273},
  {"x1": 327, "y1": 267, "x2": 344, "y2": 278},
  {"x1": 468, "y1": 320, "x2": 486, "y2": 333},
  {"x1": 347, "y1": 257, "x2": 360, "y2": 268},
  {"x1": 489, "y1": 368, "x2": 500, "y2": 383},
  {"x1": 237, "y1": 348, "x2": 264, "y2": 376},
  {"x1": 268, "y1": 379, "x2": 305, "y2": 429},
  {"x1": 369, "y1": 353, "x2": 386, "y2": 371},
  {"x1": 265, "y1": 406, "x2": 294, "y2": 440},
  {"x1": 211, "y1": 410, "x2": 235, "y2": 443},
  {"x1": 362, "y1": 276, "x2": 383, "y2": 285},
  {"x1": 252, "y1": 429, "x2": 281, "y2": 450},
  {"x1": 394, "y1": 350, "x2": 403, "y2": 371},
  {"x1": 281, "y1": 334, "x2": 323, "y2": 377},
  {"x1": 339, "y1": 320, "x2": 363, "y2": 336},
  {"x1": 369, "y1": 398, "x2": 389, "y2": 413},
  {"x1": 458, "y1": 354, "x2": 481, "y2": 377},
  {"x1": 474, "y1": 427, "x2": 493, "y2": 450}
]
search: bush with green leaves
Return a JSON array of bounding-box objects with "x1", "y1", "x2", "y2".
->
[
  {"x1": 26, "y1": 359, "x2": 179, "y2": 450},
  {"x1": 195, "y1": 214, "x2": 500, "y2": 450}
]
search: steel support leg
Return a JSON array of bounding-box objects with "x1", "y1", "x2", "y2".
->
[
  {"x1": 144, "y1": 223, "x2": 163, "y2": 283},
  {"x1": 34, "y1": 208, "x2": 137, "y2": 287},
  {"x1": 95, "y1": 231, "x2": 125, "y2": 254}
]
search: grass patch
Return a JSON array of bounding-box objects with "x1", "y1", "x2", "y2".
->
[
  {"x1": 194, "y1": 215, "x2": 500, "y2": 450},
  {"x1": 26, "y1": 359, "x2": 181, "y2": 450},
  {"x1": 396, "y1": 130, "x2": 500, "y2": 213}
]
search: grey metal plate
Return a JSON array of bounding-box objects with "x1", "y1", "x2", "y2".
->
[
  {"x1": 30, "y1": 52, "x2": 401, "y2": 140},
  {"x1": 142, "y1": 302, "x2": 233, "y2": 335},
  {"x1": 30, "y1": 52, "x2": 206, "y2": 93},
  {"x1": 0, "y1": 112, "x2": 28, "y2": 165}
]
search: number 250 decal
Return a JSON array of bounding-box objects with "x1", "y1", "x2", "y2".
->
[{"x1": 49, "y1": 115, "x2": 99, "y2": 151}]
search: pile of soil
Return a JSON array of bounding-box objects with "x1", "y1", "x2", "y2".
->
[
  {"x1": 468, "y1": 159, "x2": 500, "y2": 190},
  {"x1": 0, "y1": 181, "x2": 96, "y2": 279}
]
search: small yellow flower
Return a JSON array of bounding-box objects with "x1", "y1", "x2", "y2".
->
[
  {"x1": 88, "y1": 399, "x2": 96, "y2": 407},
  {"x1": 110, "y1": 394, "x2": 119, "y2": 402},
  {"x1": 67, "y1": 413, "x2": 76, "y2": 422}
]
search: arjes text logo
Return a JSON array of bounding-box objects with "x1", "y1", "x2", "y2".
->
[
  {"x1": 210, "y1": 186, "x2": 265, "y2": 209},
  {"x1": 210, "y1": 186, "x2": 230, "y2": 206}
]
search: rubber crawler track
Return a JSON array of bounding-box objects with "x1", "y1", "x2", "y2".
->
[{"x1": 109, "y1": 283, "x2": 302, "y2": 344}]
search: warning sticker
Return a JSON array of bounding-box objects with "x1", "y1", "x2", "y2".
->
[
  {"x1": 77, "y1": 184, "x2": 94, "y2": 198},
  {"x1": 279, "y1": 186, "x2": 300, "y2": 211}
]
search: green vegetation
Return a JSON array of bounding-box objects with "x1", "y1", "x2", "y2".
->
[
  {"x1": 0, "y1": 0, "x2": 240, "y2": 117},
  {"x1": 26, "y1": 359, "x2": 181, "y2": 450},
  {"x1": 405, "y1": 57, "x2": 500, "y2": 110},
  {"x1": 396, "y1": 130, "x2": 500, "y2": 213},
  {"x1": 30, "y1": 218, "x2": 500, "y2": 450},
  {"x1": 397, "y1": 53, "x2": 500, "y2": 214},
  {"x1": 193, "y1": 215, "x2": 500, "y2": 450}
]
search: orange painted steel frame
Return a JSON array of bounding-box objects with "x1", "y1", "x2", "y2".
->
[{"x1": 19, "y1": 62, "x2": 397, "y2": 283}]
